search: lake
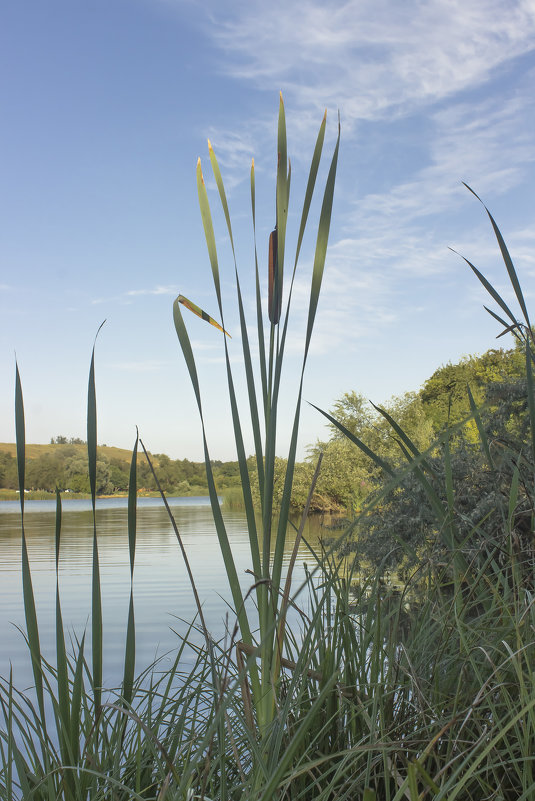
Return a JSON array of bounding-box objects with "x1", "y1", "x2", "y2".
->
[{"x1": 0, "y1": 496, "x2": 329, "y2": 691}]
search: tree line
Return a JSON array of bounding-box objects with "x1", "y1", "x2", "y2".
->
[
  {"x1": 0, "y1": 443, "x2": 241, "y2": 497},
  {"x1": 1, "y1": 341, "x2": 525, "y2": 519}
]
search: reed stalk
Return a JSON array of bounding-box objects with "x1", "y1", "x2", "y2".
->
[{"x1": 174, "y1": 94, "x2": 340, "y2": 737}]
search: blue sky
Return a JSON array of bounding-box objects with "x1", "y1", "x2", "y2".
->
[{"x1": 2, "y1": 0, "x2": 535, "y2": 461}]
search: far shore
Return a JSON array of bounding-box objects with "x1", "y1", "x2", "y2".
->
[{"x1": 0, "y1": 489, "x2": 209, "y2": 502}]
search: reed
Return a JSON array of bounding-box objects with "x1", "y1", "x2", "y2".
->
[
  {"x1": 2, "y1": 103, "x2": 535, "y2": 799},
  {"x1": 173, "y1": 93, "x2": 340, "y2": 742}
]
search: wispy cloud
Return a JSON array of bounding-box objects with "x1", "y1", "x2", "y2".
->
[
  {"x1": 126, "y1": 285, "x2": 179, "y2": 297},
  {"x1": 92, "y1": 285, "x2": 179, "y2": 305},
  {"x1": 207, "y1": 0, "x2": 535, "y2": 126}
]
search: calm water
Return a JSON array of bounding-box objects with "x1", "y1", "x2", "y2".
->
[{"x1": 0, "y1": 497, "x2": 325, "y2": 690}]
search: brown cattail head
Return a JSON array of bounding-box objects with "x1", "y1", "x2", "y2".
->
[{"x1": 268, "y1": 227, "x2": 281, "y2": 324}]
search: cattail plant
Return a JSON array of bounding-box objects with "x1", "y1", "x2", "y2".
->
[{"x1": 173, "y1": 93, "x2": 340, "y2": 735}]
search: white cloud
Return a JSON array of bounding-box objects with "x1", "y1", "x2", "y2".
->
[{"x1": 208, "y1": 0, "x2": 535, "y2": 125}]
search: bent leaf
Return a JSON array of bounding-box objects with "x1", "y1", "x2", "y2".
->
[{"x1": 177, "y1": 294, "x2": 231, "y2": 338}]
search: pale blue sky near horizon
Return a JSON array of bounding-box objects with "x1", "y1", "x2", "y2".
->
[{"x1": 2, "y1": 0, "x2": 535, "y2": 461}]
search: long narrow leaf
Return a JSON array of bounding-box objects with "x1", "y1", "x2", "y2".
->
[
  {"x1": 54, "y1": 488, "x2": 71, "y2": 770},
  {"x1": 88, "y1": 324, "x2": 104, "y2": 712},
  {"x1": 303, "y1": 114, "x2": 340, "y2": 359},
  {"x1": 178, "y1": 294, "x2": 230, "y2": 338},
  {"x1": 15, "y1": 364, "x2": 45, "y2": 723},
  {"x1": 207, "y1": 141, "x2": 263, "y2": 576},
  {"x1": 123, "y1": 431, "x2": 139, "y2": 706},
  {"x1": 310, "y1": 402, "x2": 395, "y2": 477},
  {"x1": 451, "y1": 247, "x2": 518, "y2": 329},
  {"x1": 525, "y1": 340, "x2": 535, "y2": 489},
  {"x1": 464, "y1": 182, "x2": 531, "y2": 329}
]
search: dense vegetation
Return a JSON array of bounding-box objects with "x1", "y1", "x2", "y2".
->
[
  {"x1": 2, "y1": 103, "x2": 535, "y2": 800},
  {"x1": 0, "y1": 441, "x2": 241, "y2": 497},
  {"x1": 2, "y1": 346, "x2": 523, "y2": 509}
]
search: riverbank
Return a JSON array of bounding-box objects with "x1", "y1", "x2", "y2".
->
[{"x1": 0, "y1": 488, "x2": 209, "y2": 502}]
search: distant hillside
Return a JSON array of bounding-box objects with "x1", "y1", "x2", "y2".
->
[
  {"x1": 0, "y1": 442, "x2": 157, "y2": 465},
  {"x1": 0, "y1": 443, "x2": 240, "y2": 496}
]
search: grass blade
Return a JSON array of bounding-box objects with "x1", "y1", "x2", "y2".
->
[
  {"x1": 451, "y1": 248, "x2": 519, "y2": 329},
  {"x1": 88, "y1": 324, "x2": 104, "y2": 712},
  {"x1": 123, "y1": 432, "x2": 139, "y2": 707},
  {"x1": 464, "y1": 182, "x2": 531, "y2": 329},
  {"x1": 15, "y1": 364, "x2": 45, "y2": 724}
]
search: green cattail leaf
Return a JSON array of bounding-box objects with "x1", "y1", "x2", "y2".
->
[
  {"x1": 304, "y1": 115, "x2": 340, "y2": 359},
  {"x1": 55, "y1": 585, "x2": 70, "y2": 750},
  {"x1": 55, "y1": 486, "x2": 62, "y2": 571},
  {"x1": 173, "y1": 300, "x2": 258, "y2": 685},
  {"x1": 15, "y1": 364, "x2": 25, "y2": 515},
  {"x1": 91, "y1": 529, "x2": 102, "y2": 711},
  {"x1": 251, "y1": 157, "x2": 268, "y2": 483},
  {"x1": 208, "y1": 139, "x2": 235, "y2": 252},
  {"x1": 525, "y1": 340, "x2": 535, "y2": 482},
  {"x1": 371, "y1": 400, "x2": 436, "y2": 477},
  {"x1": 276, "y1": 92, "x2": 288, "y2": 298},
  {"x1": 452, "y1": 248, "x2": 518, "y2": 328},
  {"x1": 294, "y1": 110, "x2": 326, "y2": 272},
  {"x1": 54, "y1": 487, "x2": 70, "y2": 748},
  {"x1": 123, "y1": 432, "x2": 138, "y2": 705},
  {"x1": 396, "y1": 438, "x2": 447, "y2": 529},
  {"x1": 128, "y1": 431, "x2": 138, "y2": 576},
  {"x1": 207, "y1": 141, "x2": 264, "y2": 570},
  {"x1": 257, "y1": 674, "x2": 338, "y2": 801},
  {"x1": 87, "y1": 324, "x2": 104, "y2": 712},
  {"x1": 15, "y1": 364, "x2": 45, "y2": 721},
  {"x1": 464, "y1": 183, "x2": 531, "y2": 329},
  {"x1": 272, "y1": 114, "x2": 340, "y2": 603},
  {"x1": 196, "y1": 158, "x2": 223, "y2": 315},
  {"x1": 70, "y1": 633, "x2": 85, "y2": 760},
  {"x1": 311, "y1": 402, "x2": 395, "y2": 477},
  {"x1": 87, "y1": 323, "x2": 105, "y2": 504},
  {"x1": 484, "y1": 305, "x2": 523, "y2": 339},
  {"x1": 122, "y1": 589, "x2": 136, "y2": 707}
]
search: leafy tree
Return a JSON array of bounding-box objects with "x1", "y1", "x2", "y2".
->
[
  {"x1": 0, "y1": 451, "x2": 18, "y2": 489},
  {"x1": 420, "y1": 347, "x2": 524, "y2": 433},
  {"x1": 349, "y1": 349, "x2": 533, "y2": 570},
  {"x1": 64, "y1": 454, "x2": 113, "y2": 494},
  {"x1": 26, "y1": 452, "x2": 66, "y2": 491},
  {"x1": 109, "y1": 459, "x2": 130, "y2": 492}
]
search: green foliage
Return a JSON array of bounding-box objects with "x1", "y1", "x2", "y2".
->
[
  {"x1": 0, "y1": 451, "x2": 18, "y2": 489},
  {"x1": 420, "y1": 346, "x2": 524, "y2": 432},
  {"x1": 336, "y1": 346, "x2": 531, "y2": 569}
]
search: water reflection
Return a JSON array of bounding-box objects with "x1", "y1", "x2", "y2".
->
[{"x1": 0, "y1": 497, "x2": 333, "y2": 689}]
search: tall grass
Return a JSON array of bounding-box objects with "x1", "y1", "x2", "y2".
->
[{"x1": 2, "y1": 103, "x2": 535, "y2": 800}]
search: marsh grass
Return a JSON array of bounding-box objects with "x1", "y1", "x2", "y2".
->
[{"x1": 2, "y1": 105, "x2": 535, "y2": 800}]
